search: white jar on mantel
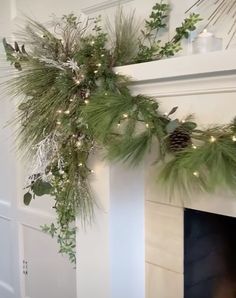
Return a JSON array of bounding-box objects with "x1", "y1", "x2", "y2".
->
[{"x1": 192, "y1": 29, "x2": 223, "y2": 54}]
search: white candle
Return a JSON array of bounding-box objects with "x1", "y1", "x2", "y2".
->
[{"x1": 193, "y1": 29, "x2": 222, "y2": 54}]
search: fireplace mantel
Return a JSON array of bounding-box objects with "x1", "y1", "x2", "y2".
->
[
  {"x1": 77, "y1": 50, "x2": 236, "y2": 298},
  {"x1": 116, "y1": 49, "x2": 236, "y2": 83},
  {"x1": 117, "y1": 50, "x2": 236, "y2": 298},
  {"x1": 115, "y1": 49, "x2": 236, "y2": 100}
]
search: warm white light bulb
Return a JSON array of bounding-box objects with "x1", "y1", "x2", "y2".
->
[
  {"x1": 57, "y1": 110, "x2": 62, "y2": 114},
  {"x1": 79, "y1": 163, "x2": 83, "y2": 167},
  {"x1": 210, "y1": 136, "x2": 216, "y2": 143},
  {"x1": 64, "y1": 110, "x2": 70, "y2": 115},
  {"x1": 192, "y1": 145, "x2": 197, "y2": 149},
  {"x1": 94, "y1": 70, "x2": 98, "y2": 74},
  {"x1": 76, "y1": 141, "x2": 82, "y2": 147},
  {"x1": 84, "y1": 99, "x2": 89, "y2": 104},
  {"x1": 193, "y1": 171, "x2": 199, "y2": 177},
  {"x1": 56, "y1": 121, "x2": 61, "y2": 125},
  {"x1": 123, "y1": 113, "x2": 128, "y2": 118},
  {"x1": 146, "y1": 123, "x2": 149, "y2": 128},
  {"x1": 232, "y1": 135, "x2": 236, "y2": 142}
]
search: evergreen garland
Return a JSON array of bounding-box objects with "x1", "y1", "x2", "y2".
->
[{"x1": 2, "y1": 4, "x2": 203, "y2": 264}]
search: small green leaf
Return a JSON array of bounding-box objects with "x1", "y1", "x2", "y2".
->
[
  {"x1": 23, "y1": 192, "x2": 32, "y2": 206},
  {"x1": 182, "y1": 121, "x2": 197, "y2": 131},
  {"x1": 166, "y1": 119, "x2": 180, "y2": 134},
  {"x1": 31, "y1": 179, "x2": 53, "y2": 196},
  {"x1": 168, "y1": 106, "x2": 178, "y2": 116}
]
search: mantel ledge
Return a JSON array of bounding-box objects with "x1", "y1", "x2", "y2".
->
[{"x1": 115, "y1": 49, "x2": 236, "y2": 85}]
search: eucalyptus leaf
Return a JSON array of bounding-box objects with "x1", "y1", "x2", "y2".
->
[
  {"x1": 31, "y1": 179, "x2": 53, "y2": 196},
  {"x1": 182, "y1": 121, "x2": 197, "y2": 131},
  {"x1": 166, "y1": 119, "x2": 180, "y2": 134},
  {"x1": 24, "y1": 192, "x2": 32, "y2": 206}
]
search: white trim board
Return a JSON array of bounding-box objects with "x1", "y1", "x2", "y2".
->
[
  {"x1": 115, "y1": 49, "x2": 236, "y2": 83},
  {"x1": 81, "y1": 0, "x2": 134, "y2": 14}
]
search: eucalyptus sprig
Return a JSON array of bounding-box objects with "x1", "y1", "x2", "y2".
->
[{"x1": 134, "y1": 3, "x2": 201, "y2": 63}]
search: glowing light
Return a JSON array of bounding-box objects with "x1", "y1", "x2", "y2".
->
[
  {"x1": 76, "y1": 141, "x2": 82, "y2": 147},
  {"x1": 75, "y1": 79, "x2": 81, "y2": 85},
  {"x1": 57, "y1": 110, "x2": 62, "y2": 114},
  {"x1": 84, "y1": 99, "x2": 89, "y2": 104},
  {"x1": 69, "y1": 98, "x2": 74, "y2": 102},
  {"x1": 97, "y1": 63, "x2": 102, "y2": 67},
  {"x1": 56, "y1": 121, "x2": 61, "y2": 125},
  {"x1": 90, "y1": 169, "x2": 95, "y2": 174},
  {"x1": 193, "y1": 171, "x2": 199, "y2": 177},
  {"x1": 59, "y1": 170, "x2": 65, "y2": 175},
  {"x1": 192, "y1": 144, "x2": 197, "y2": 149},
  {"x1": 94, "y1": 70, "x2": 98, "y2": 74},
  {"x1": 101, "y1": 54, "x2": 105, "y2": 57},
  {"x1": 146, "y1": 123, "x2": 149, "y2": 128},
  {"x1": 105, "y1": 92, "x2": 108, "y2": 96},
  {"x1": 232, "y1": 135, "x2": 236, "y2": 142},
  {"x1": 123, "y1": 113, "x2": 128, "y2": 118},
  {"x1": 79, "y1": 163, "x2": 83, "y2": 167},
  {"x1": 64, "y1": 110, "x2": 70, "y2": 115},
  {"x1": 117, "y1": 123, "x2": 121, "y2": 127},
  {"x1": 90, "y1": 40, "x2": 95, "y2": 45},
  {"x1": 181, "y1": 119, "x2": 186, "y2": 123},
  {"x1": 209, "y1": 136, "x2": 216, "y2": 143}
]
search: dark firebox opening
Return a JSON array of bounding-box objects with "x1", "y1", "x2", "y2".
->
[{"x1": 184, "y1": 209, "x2": 236, "y2": 298}]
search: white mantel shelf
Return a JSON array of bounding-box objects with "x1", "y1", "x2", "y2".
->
[{"x1": 115, "y1": 49, "x2": 236, "y2": 83}]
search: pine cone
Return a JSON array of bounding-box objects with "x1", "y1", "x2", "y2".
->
[{"x1": 168, "y1": 128, "x2": 192, "y2": 152}]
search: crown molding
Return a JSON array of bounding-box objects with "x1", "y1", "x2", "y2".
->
[{"x1": 81, "y1": 0, "x2": 134, "y2": 15}]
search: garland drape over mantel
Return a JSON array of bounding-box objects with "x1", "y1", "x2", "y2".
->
[{"x1": 3, "y1": 3, "x2": 236, "y2": 264}]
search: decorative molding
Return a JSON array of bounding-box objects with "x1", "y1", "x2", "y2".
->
[
  {"x1": 81, "y1": 0, "x2": 134, "y2": 15},
  {"x1": 130, "y1": 75, "x2": 236, "y2": 98},
  {"x1": 0, "y1": 281, "x2": 14, "y2": 294}
]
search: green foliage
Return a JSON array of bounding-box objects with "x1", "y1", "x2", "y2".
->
[
  {"x1": 107, "y1": 9, "x2": 140, "y2": 66},
  {"x1": 160, "y1": 132, "x2": 236, "y2": 196},
  {"x1": 173, "y1": 13, "x2": 202, "y2": 43},
  {"x1": 2, "y1": 3, "x2": 202, "y2": 265},
  {"x1": 23, "y1": 192, "x2": 32, "y2": 205},
  {"x1": 83, "y1": 92, "x2": 168, "y2": 164},
  {"x1": 134, "y1": 6, "x2": 201, "y2": 62}
]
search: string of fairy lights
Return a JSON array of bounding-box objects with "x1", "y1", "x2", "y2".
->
[{"x1": 186, "y1": 0, "x2": 236, "y2": 48}]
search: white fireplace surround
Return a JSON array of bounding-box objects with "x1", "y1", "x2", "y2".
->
[{"x1": 76, "y1": 49, "x2": 236, "y2": 298}]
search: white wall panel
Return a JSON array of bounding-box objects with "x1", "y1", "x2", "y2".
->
[
  {"x1": 22, "y1": 225, "x2": 76, "y2": 298},
  {"x1": 0, "y1": 217, "x2": 14, "y2": 298}
]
